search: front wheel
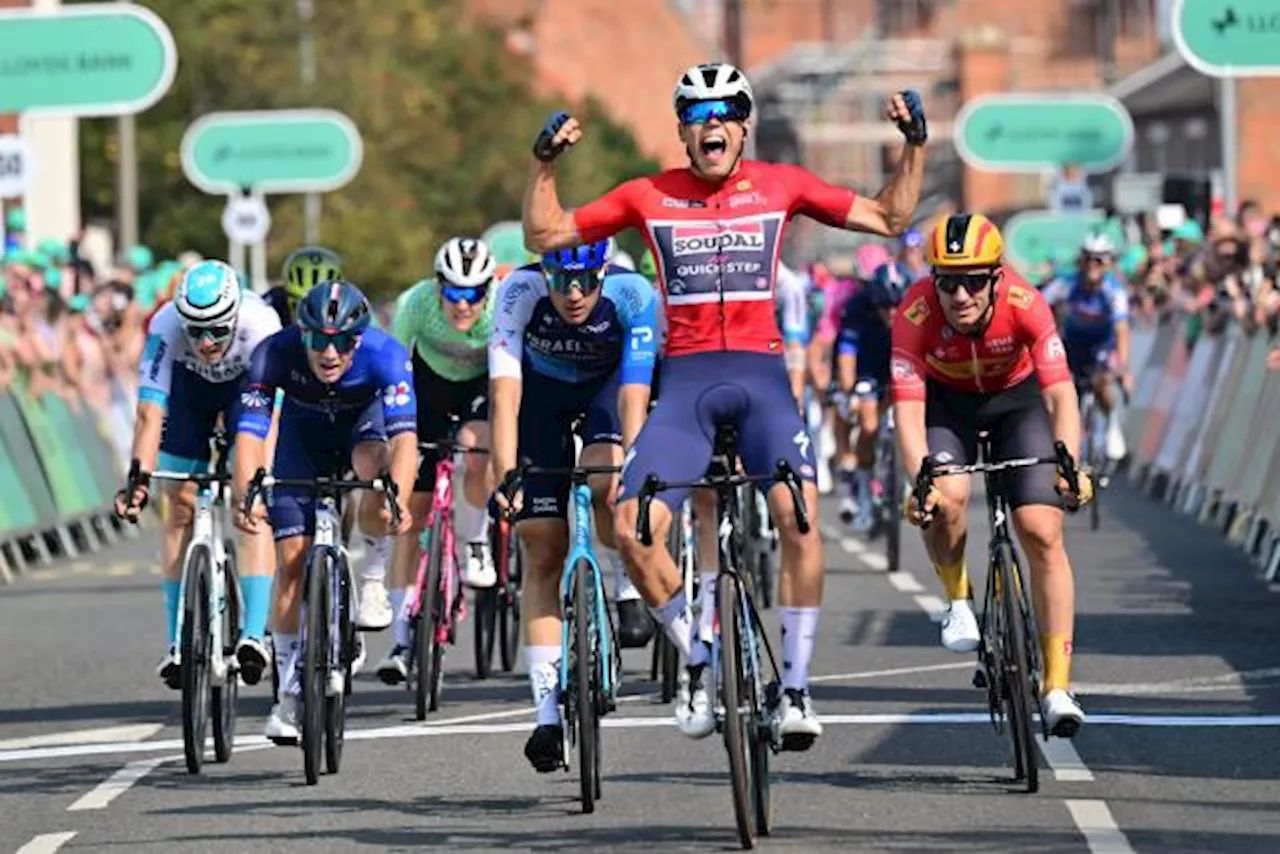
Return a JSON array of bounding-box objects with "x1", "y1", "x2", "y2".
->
[
  {"x1": 211, "y1": 543, "x2": 240, "y2": 764},
  {"x1": 573, "y1": 559, "x2": 600, "y2": 814},
  {"x1": 996, "y1": 542, "x2": 1038, "y2": 794},
  {"x1": 473, "y1": 586, "x2": 497, "y2": 680},
  {"x1": 498, "y1": 524, "x2": 522, "y2": 673},
  {"x1": 301, "y1": 549, "x2": 331, "y2": 786},
  {"x1": 718, "y1": 572, "x2": 756, "y2": 849},
  {"x1": 181, "y1": 546, "x2": 213, "y2": 775},
  {"x1": 413, "y1": 522, "x2": 444, "y2": 720},
  {"x1": 325, "y1": 555, "x2": 353, "y2": 775}
]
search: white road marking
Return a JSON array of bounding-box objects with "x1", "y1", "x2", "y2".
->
[
  {"x1": 1038, "y1": 736, "x2": 1094, "y2": 782},
  {"x1": 15, "y1": 833, "x2": 77, "y2": 854},
  {"x1": 886, "y1": 571, "x2": 925, "y2": 593},
  {"x1": 859, "y1": 552, "x2": 889, "y2": 571},
  {"x1": 1074, "y1": 667, "x2": 1280, "y2": 697},
  {"x1": 840, "y1": 537, "x2": 865, "y2": 554},
  {"x1": 913, "y1": 594, "x2": 947, "y2": 620},
  {"x1": 1065, "y1": 799, "x2": 1136, "y2": 854},
  {"x1": 809, "y1": 661, "x2": 973, "y2": 684},
  {"x1": 66, "y1": 756, "x2": 170, "y2": 811},
  {"x1": 0, "y1": 723, "x2": 162, "y2": 751}
]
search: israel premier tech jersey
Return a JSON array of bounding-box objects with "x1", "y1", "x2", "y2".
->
[
  {"x1": 1042, "y1": 272, "x2": 1129, "y2": 352},
  {"x1": 488, "y1": 266, "x2": 661, "y2": 386}
]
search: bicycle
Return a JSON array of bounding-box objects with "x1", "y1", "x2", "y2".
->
[
  {"x1": 477, "y1": 506, "x2": 522, "y2": 682},
  {"x1": 869, "y1": 405, "x2": 902, "y2": 572},
  {"x1": 128, "y1": 430, "x2": 242, "y2": 775},
  {"x1": 739, "y1": 485, "x2": 776, "y2": 609},
  {"x1": 651, "y1": 497, "x2": 697, "y2": 704},
  {"x1": 912, "y1": 433, "x2": 1080, "y2": 795},
  {"x1": 242, "y1": 466, "x2": 400, "y2": 785},
  {"x1": 1077, "y1": 381, "x2": 1106, "y2": 531},
  {"x1": 500, "y1": 463, "x2": 622, "y2": 815},
  {"x1": 635, "y1": 424, "x2": 810, "y2": 850},
  {"x1": 403, "y1": 427, "x2": 490, "y2": 719}
]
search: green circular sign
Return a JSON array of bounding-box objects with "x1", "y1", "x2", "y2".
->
[
  {"x1": 1004, "y1": 210, "x2": 1126, "y2": 274},
  {"x1": 0, "y1": 3, "x2": 177, "y2": 116},
  {"x1": 1172, "y1": 0, "x2": 1280, "y2": 77},
  {"x1": 481, "y1": 221, "x2": 532, "y2": 267},
  {"x1": 180, "y1": 109, "x2": 363, "y2": 195},
  {"x1": 954, "y1": 94, "x2": 1135, "y2": 173}
]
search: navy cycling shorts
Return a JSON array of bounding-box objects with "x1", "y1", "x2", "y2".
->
[
  {"x1": 267, "y1": 399, "x2": 388, "y2": 541},
  {"x1": 1066, "y1": 341, "x2": 1113, "y2": 383},
  {"x1": 159, "y1": 365, "x2": 242, "y2": 471},
  {"x1": 617, "y1": 352, "x2": 815, "y2": 512},
  {"x1": 516, "y1": 368, "x2": 621, "y2": 521}
]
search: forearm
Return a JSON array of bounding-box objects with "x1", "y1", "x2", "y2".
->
[
  {"x1": 130, "y1": 403, "x2": 165, "y2": 471},
  {"x1": 388, "y1": 432, "x2": 419, "y2": 498},
  {"x1": 807, "y1": 339, "x2": 832, "y2": 391},
  {"x1": 1043, "y1": 384, "x2": 1082, "y2": 462},
  {"x1": 836, "y1": 353, "x2": 856, "y2": 394},
  {"x1": 893, "y1": 399, "x2": 929, "y2": 481},
  {"x1": 489, "y1": 378, "x2": 521, "y2": 478},
  {"x1": 233, "y1": 433, "x2": 268, "y2": 498},
  {"x1": 1115, "y1": 322, "x2": 1130, "y2": 368},
  {"x1": 874, "y1": 143, "x2": 925, "y2": 235},
  {"x1": 522, "y1": 160, "x2": 572, "y2": 253},
  {"x1": 619, "y1": 383, "x2": 651, "y2": 452}
]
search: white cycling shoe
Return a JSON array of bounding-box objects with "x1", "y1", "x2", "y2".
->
[
  {"x1": 461, "y1": 543, "x2": 497, "y2": 588},
  {"x1": 264, "y1": 696, "x2": 300, "y2": 744},
  {"x1": 941, "y1": 600, "x2": 980, "y2": 653},
  {"x1": 1042, "y1": 689, "x2": 1086, "y2": 738},
  {"x1": 770, "y1": 688, "x2": 822, "y2": 752},
  {"x1": 675, "y1": 664, "x2": 715, "y2": 739},
  {"x1": 357, "y1": 579, "x2": 392, "y2": 630}
]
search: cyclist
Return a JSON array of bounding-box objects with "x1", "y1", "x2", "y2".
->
[
  {"x1": 776, "y1": 259, "x2": 810, "y2": 406},
  {"x1": 887, "y1": 225, "x2": 930, "y2": 284},
  {"x1": 892, "y1": 213, "x2": 1091, "y2": 738},
  {"x1": 114, "y1": 260, "x2": 281, "y2": 688},
  {"x1": 376, "y1": 237, "x2": 498, "y2": 684},
  {"x1": 488, "y1": 241, "x2": 661, "y2": 771},
  {"x1": 233, "y1": 281, "x2": 416, "y2": 741},
  {"x1": 267, "y1": 246, "x2": 344, "y2": 327},
  {"x1": 1041, "y1": 232, "x2": 1131, "y2": 468},
  {"x1": 522, "y1": 61, "x2": 926, "y2": 747},
  {"x1": 833, "y1": 261, "x2": 905, "y2": 532}
]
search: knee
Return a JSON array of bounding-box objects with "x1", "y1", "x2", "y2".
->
[
  {"x1": 520, "y1": 536, "x2": 566, "y2": 582},
  {"x1": 276, "y1": 542, "x2": 306, "y2": 581},
  {"x1": 1016, "y1": 511, "x2": 1064, "y2": 559},
  {"x1": 166, "y1": 488, "x2": 195, "y2": 529},
  {"x1": 934, "y1": 483, "x2": 970, "y2": 529},
  {"x1": 612, "y1": 502, "x2": 652, "y2": 564}
]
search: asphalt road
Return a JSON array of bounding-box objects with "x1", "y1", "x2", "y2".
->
[{"x1": 2, "y1": 481, "x2": 1279, "y2": 853}]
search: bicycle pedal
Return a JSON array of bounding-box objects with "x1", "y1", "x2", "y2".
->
[{"x1": 972, "y1": 668, "x2": 988, "y2": 689}]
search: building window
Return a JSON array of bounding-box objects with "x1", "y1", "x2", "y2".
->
[{"x1": 877, "y1": 0, "x2": 939, "y2": 38}]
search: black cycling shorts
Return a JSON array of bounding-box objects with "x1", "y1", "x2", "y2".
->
[
  {"x1": 412, "y1": 351, "x2": 489, "y2": 493},
  {"x1": 924, "y1": 376, "x2": 1061, "y2": 509}
]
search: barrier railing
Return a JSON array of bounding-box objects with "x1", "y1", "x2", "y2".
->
[{"x1": 1120, "y1": 313, "x2": 1280, "y2": 584}]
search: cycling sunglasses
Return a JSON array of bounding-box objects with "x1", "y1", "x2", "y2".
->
[
  {"x1": 934, "y1": 271, "x2": 997, "y2": 297},
  {"x1": 302, "y1": 328, "x2": 361, "y2": 354},
  {"x1": 183, "y1": 322, "x2": 235, "y2": 343},
  {"x1": 678, "y1": 98, "x2": 750, "y2": 126},
  {"x1": 544, "y1": 267, "x2": 603, "y2": 295},
  {"x1": 439, "y1": 283, "x2": 489, "y2": 305}
]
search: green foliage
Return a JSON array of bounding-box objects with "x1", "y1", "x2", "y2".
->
[{"x1": 78, "y1": 0, "x2": 658, "y2": 298}]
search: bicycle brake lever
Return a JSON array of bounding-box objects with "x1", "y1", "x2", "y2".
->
[
  {"x1": 775, "y1": 460, "x2": 810, "y2": 535},
  {"x1": 636, "y1": 475, "x2": 660, "y2": 547}
]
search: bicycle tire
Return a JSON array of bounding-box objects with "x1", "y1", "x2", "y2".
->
[
  {"x1": 748, "y1": 616, "x2": 771, "y2": 837},
  {"x1": 181, "y1": 545, "x2": 213, "y2": 775},
  {"x1": 996, "y1": 541, "x2": 1038, "y2": 794},
  {"x1": 211, "y1": 540, "x2": 240, "y2": 764},
  {"x1": 573, "y1": 558, "x2": 599, "y2": 814},
  {"x1": 413, "y1": 520, "x2": 444, "y2": 721},
  {"x1": 884, "y1": 445, "x2": 902, "y2": 573},
  {"x1": 718, "y1": 571, "x2": 756, "y2": 849},
  {"x1": 473, "y1": 586, "x2": 497, "y2": 680},
  {"x1": 325, "y1": 554, "x2": 351, "y2": 775},
  {"x1": 1089, "y1": 476, "x2": 1101, "y2": 531},
  {"x1": 499, "y1": 526, "x2": 522, "y2": 673},
  {"x1": 302, "y1": 549, "x2": 330, "y2": 785}
]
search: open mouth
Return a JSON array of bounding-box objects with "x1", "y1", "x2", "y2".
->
[{"x1": 699, "y1": 133, "x2": 728, "y2": 162}]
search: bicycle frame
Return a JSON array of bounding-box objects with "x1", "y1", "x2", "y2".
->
[
  {"x1": 559, "y1": 481, "x2": 616, "y2": 709},
  {"x1": 408, "y1": 455, "x2": 463, "y2": 644},
  {"x1": 307, "y1": 493, "x2": 353, "y2": 693}
]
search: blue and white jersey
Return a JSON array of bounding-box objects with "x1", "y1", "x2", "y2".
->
[
  {"x1": 489, "y1": 265, "x2": 661, "y2": 385},
  {"x1": 236, "y1": 325, "x2": 417, "y2": 440},
  {"x1": 137, "y1": 292, "x2": 281, "y2": 411},
  {"x1": 1042, "y1": 272, "x2": 1129, "y2": 350},
  {"x1": 774, "y1": 261, "x2": 809, "y2": 346}
]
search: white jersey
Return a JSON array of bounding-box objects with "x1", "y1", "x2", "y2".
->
[
  {"x1": 775, "y1": 261, "x2": 809, "y2": 345},
  {"x1": 138, "y1": 292, "x2": 282, "y2": 410}
]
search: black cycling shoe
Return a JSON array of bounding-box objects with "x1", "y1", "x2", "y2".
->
[
  {"x1": 235, "y1": 637, "x2": 270, "y2": 686},
  {"x1": 616, "y1": 599, "x2": 655, "y2": 649},
  {"x1": 524, "y1": 724, "x2": 564, "y2": 773}
]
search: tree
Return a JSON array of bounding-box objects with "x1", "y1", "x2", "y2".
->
[{"x1": 78, "y1": 0, "x2": 657, "y2": 297}]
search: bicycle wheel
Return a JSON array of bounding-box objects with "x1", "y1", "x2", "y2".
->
[
  {"x1": 211, "y1": 541, "x2": 240, "y2": 764},
  {"x1": 302, "y1": 549, "x2": 330, "y2": 785},
  {"x1": 995, "y1": 542, "x2": 1038, "y2": 793},
  {"x1": 883, "y1": 444, "x2": 902, "y2": 573},
  {"x1": 718, "y1": 571, "x2": 756, "y2": 849},
  {"x1": 413, "y1": 519, "x2": 444, "y2": 720},
  {"x1": 181, "y1": 545, "x2": 213, "y2": 775},
  {"x1": 473, "y1": 586, "x2": 497, "y2": 680},
  {"x1": 326, "y1": 555, "x2": 352, "y2": 775},
  {"x1": 573, "y1": 559, "x2": 599, "y2": 814},
  {"x1": 746, "y1": 613, "x2": 772, "y2": 837},
  {"x1": 499, "y1": 525, "x2": 522, "y2": 673}
]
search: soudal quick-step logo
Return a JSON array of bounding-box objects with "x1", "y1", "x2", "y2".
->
[{"x1": 672, "y1": 222, "x2": 765, "y2": 256}]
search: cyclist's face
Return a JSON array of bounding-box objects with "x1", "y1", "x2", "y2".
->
[
  {"x1": 901, "y1": 245, "x2": 925, "y2": 270},
  {"x1": 441, "y1": 291, "x2": 484, "y2": 332},
  {"x1": 936, "y1": 267, "x2": 998, "y2": 330},
  {"x1": 548, "y1": 280, "x2": 601, "y2": 326},
  {"x1": 1082, "y1": 255, "x2": 1109, "y2": 285},
  {"x1": 680, "y1": 117, "x2": 745, "y2": 181},
  {"x1": 305, "y1": 341, "x2": 356, "y2": 384}
]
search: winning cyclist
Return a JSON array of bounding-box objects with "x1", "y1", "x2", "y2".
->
[
  {"x1": 522, "y1": 61, "x2": 926, "y2": 748},
  {"x1": 892, "y1": 214, "x2": 1091, "y2": 737},
  {"x1": 833, "y1": 261, "x2": 905, "y2": 532},
  {"x1": 488, "y1": 242, "x2": 660, "y2": 771},
  {"x1": 1041, "y1": 233, "x2": 1131, "y2": 469},
  {"x1": 376, "y1": 237, "x2": 497, "y2": 684},
  {"x1": 267, "y1": 246, "x2": 344, "y2": 327},
  {"x1": 115, "y1": 260, "x2": 281, "y2": 688},
  {"x1": 233, "y1": 281, "x2": 416, "y2": 741}
]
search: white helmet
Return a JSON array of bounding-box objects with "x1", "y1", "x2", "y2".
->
[
  {"x1": 435, "y1": 237, "x2": 496, "y2": 287},
  {"x1": 176, "y1": 259, "x2": 242, "y2": 328},
  {"x1": 611, "y1": 250, "x2": 635, "y2": 271},
  {"x1": 1081, "y1": 232, "x2": 1117, "y2": 257},
  {"x1": 673, "y1": 62, "x2": 755, "y2": 115}
]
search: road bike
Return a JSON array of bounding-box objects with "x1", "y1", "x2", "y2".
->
[
  {"x1": 501, "y1": 463, "x2": 622, "y2": 815},
  {"x1": 912, "y1": 433, "x2": 1080, "y2": 794},
  {"x1": 635, "y1": 424, "x2": 810, "y2": 849},
  {"x1": 129, "y1": 430, "x2": 242, "y2": 775},
  {"x1": 869, "y1": 404, "x2": 902, "y2": 571},
  {"x1": 651, "y1": 497, "x2": 696, "y2": 704},
  {"x1": 243, "y1": 466, "x2": 400, "y2": 785}
]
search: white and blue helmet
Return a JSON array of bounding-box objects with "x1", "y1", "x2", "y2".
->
[{"x1": 176, "y1": 259, "x2": 242, "y2": 330}]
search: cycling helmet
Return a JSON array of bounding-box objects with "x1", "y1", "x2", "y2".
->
[
  {"x1": 927, "y1": 213, "x2": 1004, "y2": 269},
  {"x1": 869, "y1": 263, "x2": 907, "y2": 309},
  {"x1": 295, "y1": 279, "x2": 372, "y2": 336},
  {"x1": 673, "y1": 62, "x2": 754, "y2": 118},
  {"x1": 611, "y1": 250, "x2": 635, "y2": 271},
  {"x1": 435, "y1": 237, "x2": 497, "y2": 287},
  {"x1": 899, "y1": 227, "x2": 925, "y2": 250},
  {"x1": 1081, "y1": 232, "x2": 1117, "y2": 258},
  {"x1": 854, "y1": 243, "x2": 893, "y2": 280},
  {"x1": 282, "y1": 246, "x2": 344, "y2": 304},
  {"x1": 542, "y1": 240, "x2": 611, "y2": 292},
  {"x1": 175, "y1": 260, "x2": 242, "y2": 330}
]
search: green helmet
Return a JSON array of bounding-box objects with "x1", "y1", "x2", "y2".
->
[
  {"x1": 639, "y1": 249, "x2": 657, "y2": 281},
  {"x1": 282, "y1": 246, "x2": 344, "y2": 305}
]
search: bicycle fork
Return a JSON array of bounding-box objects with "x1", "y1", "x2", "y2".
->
[{"x1": 174, "y1": 495, "x2": 231, "y2": 685}]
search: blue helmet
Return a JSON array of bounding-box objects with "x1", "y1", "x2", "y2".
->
[
  {"x1": 899, "y1": 227, "x2": 924, "y2": 250},
  {"x1": 541, "y1": 240, "x2": 611, "y2": 273},
  {"x1": 868, "y1": 263, "x2": 907, "y2": 309},
  {"x1": 295, "y1": 279, "x2": 372, "y2": 335}
]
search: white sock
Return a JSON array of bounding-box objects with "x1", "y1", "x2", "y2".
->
[
  {"x1": 390, "y1": 587, "x2": 409, "y2": 647},
  {"x1": 697, "y1": 573, "x2": 717, "y2": 645},
  {"x1": 456, "y1": 496, "x2": 488, "y2": 545},
  {"x1": 525, "y1": 645, "x2": 562, "y2": 727},
  {"x1": 273, "y1": 632, "x2": 299, "y2": 700},
  {"x1": 359, "y1": 528, "x2": 392, "y2": 583},
  {"x1": 601, "y1": 547, "x2": 640, "y2": 602},
  {"x1": 779, "y1": 606, "x2": 820, "y2": 692},
  {"x1": 650, "y1": 590, "x2": 694, "y2": 661}
]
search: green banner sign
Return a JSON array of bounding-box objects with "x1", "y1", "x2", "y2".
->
[
  {"x1": 954, "y1": 94, "x2": 1134, "y2": 173},
  {"x1": 180, "y1": 109, "x2": 363, "y2": 194},
  {"x1": 1172, "y1": 0, "x2": 1280, "y2": 77},
  {"x1": 481, "y1": 221, "x2": 532, "y2": 266},
  {"x1": 0, "y1": 3, "x2": 177, "y2": 116},
  {"x1": 1004, "y1": 209, "x2": 1126, "y2": 274}
]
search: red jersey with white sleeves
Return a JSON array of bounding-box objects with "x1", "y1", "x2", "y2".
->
[
  {"x1": 573, "y1": 161, "x2": 856, "y2": 357},
  {"x1": 890, "y1": 268, "x2": 1071, "y2": 402}
]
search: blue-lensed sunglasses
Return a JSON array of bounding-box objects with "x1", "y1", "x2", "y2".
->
[
  {"x1": 544, "y1": 266, "x2": 603, "y2": 295},
  {"x1": 440, "y1": 284, "x2": 488, "y2": 305},
  {"x1": 678, "y1": 98, "x2": 750, "y2": 126},
  {"x1": 183, "y1": 322, "x2": 234, "y2": 343},
  {"x1": 303, "y1": 328, "x2": 361, "y2": 354}
]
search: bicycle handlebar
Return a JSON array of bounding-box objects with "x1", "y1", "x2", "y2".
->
[
  {"x1": 240, "y1": 467, "x2": 402, "y2": 530},
  {"x1": 419, "y1": 439, "x2": 489, "y2": 455},
  {"x1": 495, "y1": 462, "x2": 622, "y2": 518},
  {"x1": 633, "y1": 459, "x2": 809, "y2": 547}
]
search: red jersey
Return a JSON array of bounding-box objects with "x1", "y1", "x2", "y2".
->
[
  {"x1": 573, "y1": 161, "x2": 856, "y2": 357},
  {"x1": 890, "y1": 269, "x2": 1071, "y2": 402}
]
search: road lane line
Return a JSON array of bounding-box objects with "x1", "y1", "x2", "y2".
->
[
  {"x1": 1065, "y1": 799, "x2": 1136, "y2": 854},
  {"x1": 67, "y1": 755, "x2": 170, "y2": 811},
  {"x1": 809, "y1": 661, "x2": 973, "y2": 683},
  {"x1": 913, "y1": 594, "x2": 947, "y2": 620},
  {"x1": 886, "y1": 571, "x2": 925, "y2": 593},
  {"x1": 15, "y1": 832, "x2": 77, "y2": 854},
  {"x1": 0, "y1": 723, "x2": 163, "y2": 751},
  {"x1": 859, "y1": 552, "x2": 889, "y2": 571},
  {"x1": 1075, "y1": 666, "x2": 1280, "y2": 696},
  {"x1": 1038, "y1": 736, "x2": 1094, "y2": 782}
]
